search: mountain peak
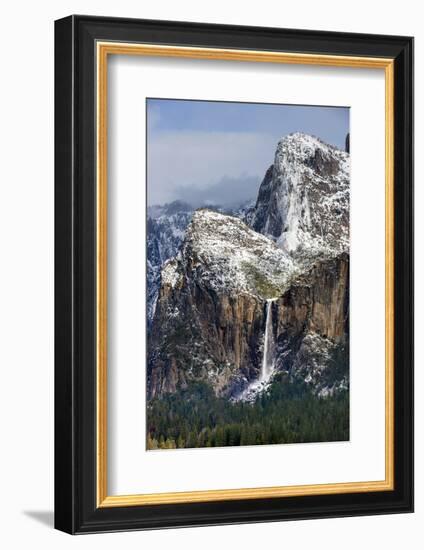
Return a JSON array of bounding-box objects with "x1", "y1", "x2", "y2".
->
[
  {"x1": 277, "y1": 132, "x2": 339, "y2": 153},
  {"x1": 274, "y1": 133, "x2": 345, "y2": 173},
  {"x1": 248, "y1": 132, "x2": 350, "y2": 257}
]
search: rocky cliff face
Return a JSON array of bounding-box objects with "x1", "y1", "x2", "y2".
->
[
  {"x1": 147, "y1": 133, "x2": 350, "y2": 402},
  {"x1": 147, "y1": 200, "x2": 254, "y2": 325},
  {"x1": 273, "y1": 253, "x2": 349, "y2": 396},
  {"x1": 246, "y1": 133, "x2": 349, "y2": 260},
  {"x1": 147, "y1": 201, "x2": 193, "y2": 323},
  {"x1": 147, "y1": 209, "x2": 297, "y2": 399},
  {"x1": 148, "y1": 218, "x2": 349, "y2": 400}
]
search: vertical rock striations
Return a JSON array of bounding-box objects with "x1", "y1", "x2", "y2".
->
[{"x1": 246, "y1": 132, "x2": 349, "y2": 260}]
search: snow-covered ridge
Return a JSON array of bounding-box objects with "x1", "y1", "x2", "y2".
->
[
  {"x1": 179, "y1": 209, "x2": 299, "y2": 299},
  {"x1": 147, "y1": 202, "x2": 195, "y2": 322},
  {"x1": 276, "y1": 132, "x2": 345, "y2": 158},
  {"x1": 247, "y1": 132, "x2": 350, "y2": 261},
  {"x1": 147, "y1": 200, "x2": 255, "y2": 322}
]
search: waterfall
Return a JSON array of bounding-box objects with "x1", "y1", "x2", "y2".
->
[
  {"x1": 233, "y1": 298, "x2": 277, "y2": 402},
  {"x1": 260, "y1": 299, "x2": 276, "y2": 382}
]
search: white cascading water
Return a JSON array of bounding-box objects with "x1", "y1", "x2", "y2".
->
[
  {"x1": 233, "y1": 298, "x2": 277, "y2": 401},
  {"x1": 260, "y1": 299, "x2": 276, "y2": 383}
]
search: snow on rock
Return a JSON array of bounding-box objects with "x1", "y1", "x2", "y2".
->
[
  {"x1": 247, "y1": 132, "x2": 350, "y2": 262},
  {"x1": 147, "y1": 202, "x2": 194, "y2": 322},
  {"x1": 147, "y1": 200, "x2": 254, "y2": 323},
  {"x1": 182, "y1": 209, "x2": 299, "y2": 299},
  {"x1": 161, "y1": 257, "x2": 182, "y2": 289}
]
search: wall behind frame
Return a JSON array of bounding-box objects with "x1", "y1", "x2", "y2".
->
[{"x1": 0, "y1": 0, "x2": 419, "y2": 548}]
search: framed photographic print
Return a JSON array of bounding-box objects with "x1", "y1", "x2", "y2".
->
[{"x1": 54, "y1": 15, "x2": 414, "y2": 534}]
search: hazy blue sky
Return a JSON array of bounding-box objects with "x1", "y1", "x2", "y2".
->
[{"x1": 147, "y1": 99, "x2": 349, "y2": 207}]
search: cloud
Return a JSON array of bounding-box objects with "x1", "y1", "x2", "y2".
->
[
  {"x1": 147, "y1": 130, "x2": 276, "y2": 206},
  {"x1": 174, "y1": 174, "x2": 260, "y2": 208}
]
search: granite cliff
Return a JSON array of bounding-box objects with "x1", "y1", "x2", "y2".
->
[{"x1": 147, "y1": 133, "x2": 350, "y2": 402}]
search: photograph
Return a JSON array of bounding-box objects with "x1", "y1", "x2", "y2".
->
[
  {"x1": 146, "y1": 98, "x2": 351, "y2": 450},
  {"x1": 51, "y1": 11, "x2": 413, "y2": 536}
]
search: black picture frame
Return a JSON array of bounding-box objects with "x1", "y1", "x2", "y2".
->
[{"x1": 55, "y1": 14, "x2": 414, "y2": 534}]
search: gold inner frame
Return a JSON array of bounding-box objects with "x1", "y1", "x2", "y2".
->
[{"x1": 96, "y1": 42, "x2": 395, "y2": 508}]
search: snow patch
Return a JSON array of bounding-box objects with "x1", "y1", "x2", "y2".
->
[{"x1": 161, "y1": 258, "x2": 181, "y2": 289}]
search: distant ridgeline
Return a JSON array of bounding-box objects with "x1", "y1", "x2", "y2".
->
[{"x1": 146, "y1": 133, "x2": 350, "y2": 449}]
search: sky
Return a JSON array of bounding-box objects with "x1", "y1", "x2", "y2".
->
[{"x1": 147, "y1": 98, "x2": 349, "y2": 207}]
